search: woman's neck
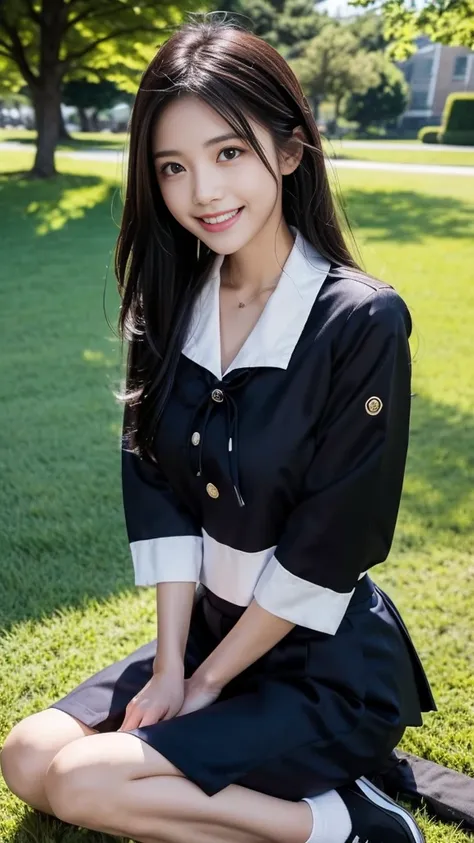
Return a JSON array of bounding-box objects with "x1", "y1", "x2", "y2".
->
[{"x1": 221, "y1": 220, "x2": 295, "y2": 295}]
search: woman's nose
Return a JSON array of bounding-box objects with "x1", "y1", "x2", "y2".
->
[{"x1": 192, "y1": 168, "x2": 225, "y2": 207}]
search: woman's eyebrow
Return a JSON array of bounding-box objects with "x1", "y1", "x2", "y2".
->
[{"x1": 153, "y1": 132, "x2": 242, "y2": 159}]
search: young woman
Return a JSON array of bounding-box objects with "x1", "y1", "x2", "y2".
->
[{"x1": 1, "y1": 17, "x2": 436, "y2": 843}]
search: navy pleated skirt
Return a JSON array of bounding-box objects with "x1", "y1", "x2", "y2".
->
[{"x1": 49, "y1": 575, "x2": 435, "y2": 800}]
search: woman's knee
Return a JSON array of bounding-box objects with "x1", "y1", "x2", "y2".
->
[
  {"x1": 45, "y1": 735, "x2": 121, "y2": 826},
  {"x1": 0, "y1": 708, "x2": 96, "y2": 807},
  {"x1": 44, "y1": 731, "x2": 181, "y2": 827}
]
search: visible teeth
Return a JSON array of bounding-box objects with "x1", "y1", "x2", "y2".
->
[{"x1": 202, "y1": 209, "x2": 240, "y2": 224}]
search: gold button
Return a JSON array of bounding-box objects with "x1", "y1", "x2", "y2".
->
[
  {"x1": 211, "y1": 389, "x2": 224, "y2": 403},
  {"x1": 191, "y1": 431, "x2": 200, "y2": 446},
  {"x1": 365, "y1": 396, "x2": 383, "y2": 416},
  {"x1": 206, "y1": 482, "x2": 219, "y2": 499}
]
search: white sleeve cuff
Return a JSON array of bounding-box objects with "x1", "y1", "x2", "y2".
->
[
  {"x1": 130, "y1": 535, "x2": 203, "y2": 586},
  {"x1": 253, "y1": 555, "x2": 355, "y2": 635}
]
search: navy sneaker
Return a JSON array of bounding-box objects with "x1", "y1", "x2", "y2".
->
[{"x1": 338, "y1": 776, "x2": 425, "y2": 843}]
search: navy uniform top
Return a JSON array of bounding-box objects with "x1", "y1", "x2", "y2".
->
[{"x1": 122, "y1": 227, "x2": 412, "y2": 636}]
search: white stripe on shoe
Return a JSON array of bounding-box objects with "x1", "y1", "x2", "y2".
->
[{"x1": 355, "y1": 777, "x2": 425, "y2": 843}]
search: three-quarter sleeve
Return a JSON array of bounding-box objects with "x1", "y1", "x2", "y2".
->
[
  {"x1": 254, "y1": 287, "x2": 412, "y2": 635},
  {"x1": 122, "y1": 446, "x2": 203, "y2": 587}
]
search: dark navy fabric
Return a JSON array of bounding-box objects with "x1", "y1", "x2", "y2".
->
[{"x1": 50, "y1": 575, "x2": 435, "y2": 799}]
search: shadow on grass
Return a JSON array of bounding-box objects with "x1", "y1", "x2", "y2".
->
[
  {"x1": 0, "y1": 170, "x2": 121, "y2": 237},
  {"x1": 10, "y1": 809, "x2": 126, "y2": 843},
  {"x1": 340, "y1": 188, "x2": 473, "y2": 243}
]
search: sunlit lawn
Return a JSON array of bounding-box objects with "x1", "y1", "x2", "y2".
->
[
  {"x1": 0, "y1": 150, "x2": 473, "y2": 842},
  {"x1": 325, "y1": 139, "x2": 474, "y2": 168}
]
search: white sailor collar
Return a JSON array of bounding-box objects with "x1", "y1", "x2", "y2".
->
[{"x1": 182, "y1": 226, "x2": 331, "y2": 381}]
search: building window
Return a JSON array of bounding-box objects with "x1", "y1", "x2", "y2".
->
[
  {"x1": 413, "y1": 57, "x2": 433, "y2": 83},
  {"x1": 411, "y1": 90, "x2": 429, "y2": 109},
  {"x1": 453, "y1": 56, "x2": 468, "y2": 81}
]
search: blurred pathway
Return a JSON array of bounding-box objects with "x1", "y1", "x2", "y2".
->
[
  {"x1": 328, "y1": 140, "x2": 474, "y2": 152},
  {"x1": 2, "y1": 141, "x2": 474, "y2": 177}
]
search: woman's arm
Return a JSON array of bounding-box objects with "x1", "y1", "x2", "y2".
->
[
  {"x1": 153, "y1": 581, "x2": 196, "y2": 673},
  {"x1": 119, "y1": 581, "x2": 196, "y2": 730},
  {"x1": 177, "y1": 600, "x2": 295, "y2": 714},
  {"x1": 195, "y1": 599, "x2": 294, "y2": 690}
]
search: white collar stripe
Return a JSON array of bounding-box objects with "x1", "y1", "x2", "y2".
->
[{"x1": 182, "y1": 228, "x2": 330, "y2": 380}]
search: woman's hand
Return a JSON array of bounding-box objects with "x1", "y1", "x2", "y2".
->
[
  {"x1": 177, "y1": 667, "x2": 222, "y2": 717},
  {"x1": 118, "y1": 664, "x2": 185, "y2": 731}
]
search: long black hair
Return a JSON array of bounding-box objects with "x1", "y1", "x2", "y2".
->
[{"x1": 116, "y1": 16, "x2": 362, "y2": 459}]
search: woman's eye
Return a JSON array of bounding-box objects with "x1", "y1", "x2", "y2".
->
[
  {"x1": 218, "y1": 147, "x2": 243, "y2": 162},
  {"x1": 160, "y1": 162, "x2": 184, "y2": 176},
  {"x1": 159, "y1": 147, "x2": 243, "y2": 176}
]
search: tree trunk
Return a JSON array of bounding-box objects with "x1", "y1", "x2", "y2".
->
[
  {"x1": 31, "y1": 82, "x2": 61, "y2": 178},
  {"x1": 90, "y1": 108, "x2": 100, "y2": 132},
  {"x1": 58, "y1": 106, "x2": 71, "y2": 141},
  {"x1": 311, "y1": 97, "x2": 321, "y2": 122},
  {"x1": 332, "y1": 97, "x2": 342, "y2": 136},
  {"x1": 77, "y1": 106, "x2": 90, "y2": 132}
]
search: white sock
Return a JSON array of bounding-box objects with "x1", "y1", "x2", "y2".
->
[{"x1": 301, "y1": 789, "x2": 352, "y2": 843}]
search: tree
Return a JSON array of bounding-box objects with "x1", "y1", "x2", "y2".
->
[
  {"x1": 274, "y1": 0, "x2": 328, "y2": 56},
  {"x1": 0, "y1": 0, "x2": 202, "y2": 179},
  {"x1": 291, "y1": 23, "x2": 381, "y2": 122},
  {"x1": 62, "y1": 78, "x2": 127, "y2": 131},
  {"x1": 215, "y1": 0, "x2": 327, "y2": 53},
  {"x1": 344, "y1": 56, "x2": 408, "y2": 133},
  {"x1": 346, "y1": 10, "x2": 387, "y2": 53},
  {"x1": 350, "y1": 0, "x2": 474, "y2": 59}
]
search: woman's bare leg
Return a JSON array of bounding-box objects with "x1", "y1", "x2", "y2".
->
[
  {"x1": 0, "y1": 708, "x2": 98, "y2": 814},
  {"x1": 44, "y1": 732, "x2": 314, "y2": 843}
]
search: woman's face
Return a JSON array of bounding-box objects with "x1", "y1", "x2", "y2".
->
[{"x1": 152, "y1": 95, "x2": 285, "y2": 255}]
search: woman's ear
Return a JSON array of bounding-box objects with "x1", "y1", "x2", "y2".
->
[{"x1": 280, "y1": 127, "x2": 305, "y2": 176}]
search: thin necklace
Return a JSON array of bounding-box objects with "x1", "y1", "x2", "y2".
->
[{"x1": 226, "y1": 265, "x2": 279, "y2": 309}]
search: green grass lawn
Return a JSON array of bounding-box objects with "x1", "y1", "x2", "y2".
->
[
  {"x1": 324, "y1": 139, "x2": 474, "y2": 168},
  {"x1": 1, "y1": 150, "x2": 473, "y2": 843},
  {"x1": 0, "y1": 128, "x2": 128, "y2": 152}
]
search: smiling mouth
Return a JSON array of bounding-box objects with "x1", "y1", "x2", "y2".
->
[{"x1": 198, "y1": 207, "x2": 243, "y2": 225}]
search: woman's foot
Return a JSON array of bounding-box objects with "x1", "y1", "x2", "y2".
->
[{"x1": 337, "y1": 776, "x2": 425, "y2": 843}]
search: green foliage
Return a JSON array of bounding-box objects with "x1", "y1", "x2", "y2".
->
[
  {"x1": 0, "y1": 55, "x2": 23, "y2": 95},
  {"x1": 418, "y1": 94, "x2": 474, "y2": 146},
  {"x1": 440, "y1": 130, "x2": 474, "y2": 145},
  {"x1": 291, "y1": 24, "x2": 382, "y2": 116},
  {"x1": 62, "y1": 79, "x2": 128, "y2": 112},
  {"x1": 442, "y1": 92, "x2": 474, "y2": 132},
  {"x1": 273, "y1": 0, "x2": 328, "y2": 55},
  {"x1": 418, "y1": 126, "x2": 441, "y2": 144},
  {"x1": 214, "y1": 0, "x2": 328, "y2": 54},
  {"x1": 346, "y1": 11, "x2": 388, "y2": 53},
  {"x1": 0, "y1": 0, "x2": 203, "y2": 96},
  {"x1": 344, "y1": 56, "x2": 408, "y2": 131},
  {"x1": 216, "y1": 0, "x2": 277, "y2": 41},
  {"x1": 349, "y1": 0, "x2": 474, "y2": 60}
]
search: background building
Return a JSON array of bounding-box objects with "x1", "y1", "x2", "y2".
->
[{"x1": 399, "y1": 37, "x2": 474, "y2": 131}]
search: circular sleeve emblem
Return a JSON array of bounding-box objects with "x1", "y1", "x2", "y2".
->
[{"x1": 365, "y1": 396, "x2": 383, "y2": 415}]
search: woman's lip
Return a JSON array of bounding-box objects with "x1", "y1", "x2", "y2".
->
[{"x1": 197, "y1": 207, "x2": 244, "y2": 233}]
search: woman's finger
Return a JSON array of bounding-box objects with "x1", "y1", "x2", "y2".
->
[
  {"x1": 118, "y1": 702, "x2": 142, "y2": 732},
  {"x1": 138, "y1": 704, "x2": 168, "y2": 727}
]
